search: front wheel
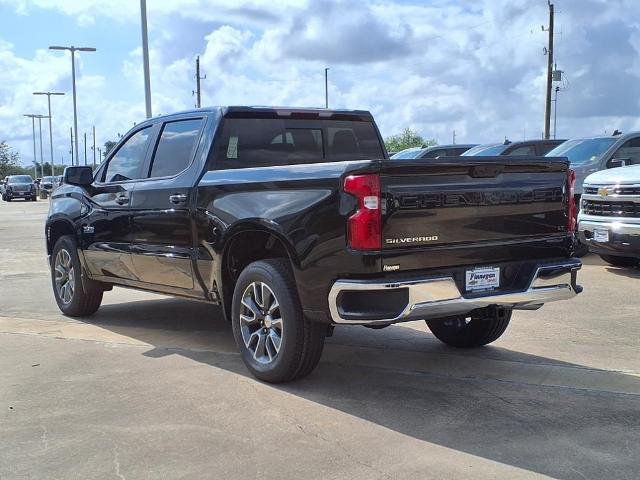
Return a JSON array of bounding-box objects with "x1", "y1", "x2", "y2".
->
[
  {"x1": 426, "y1": 308, "x2": 512, "y2": 348},
  {"x1": 51, "y1": 235, "x2": 103, "y2": 316},
  {"x1": 231, "y1": 259, "x2": 326, "y2": 383},
  {"x1": 600, "y1": 255, "x2": 638, "y2": 268}
]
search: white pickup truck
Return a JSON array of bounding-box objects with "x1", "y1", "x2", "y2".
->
[{"x1": 578, "y1": 165, "x2": 640, "y2": 267}]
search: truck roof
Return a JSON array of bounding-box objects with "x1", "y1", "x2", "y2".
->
[{"x1": 142, "y1": 106, "x2": 374, "y2": 124}]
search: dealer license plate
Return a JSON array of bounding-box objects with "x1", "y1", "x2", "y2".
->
[
  {"x1": 466, "y1": 267, "x2": 500, "y2": 292},
  {"x1": 593, "y1": 228, "x2": 609, "y2": 243}
]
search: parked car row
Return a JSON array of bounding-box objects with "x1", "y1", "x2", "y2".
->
[
  {"x1": 1, "y1": 174, "x2": 63, "y2": 202},
  {"x1": 392, "y1": 130, "x2": 640, "y2": 268}
]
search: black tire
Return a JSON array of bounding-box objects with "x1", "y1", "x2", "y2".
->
[
  {"x1": 31, "y1": 196, "x2": 37, "y2": 201},
  {"x1": 600, "y1": 254, "x2": 638, "y2": 268},
  {"x1": 6, "y1": 196, "x2": 11, "y2": 202},
  {"x1": 426, "y1": 308, "x2": 512, "y2": 348},
  {"x1": 231, "y1": 259, "x2": 326, "y2": 383},
  {"x1": 51, "y1": 235, "x2": 103, "y2": 316}
]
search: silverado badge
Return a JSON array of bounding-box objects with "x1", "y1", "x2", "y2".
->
[{"x1": 598, "y1": 187, "x2": 610, "y2": 197}]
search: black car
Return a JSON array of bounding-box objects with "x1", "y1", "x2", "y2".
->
[
  {"x1": 462, "y1": 139, "x2": 566, "y2": 157},
  {"x1": 3, "y1": 175, "x2": 37, "y2": 202},
  {"x1": 45, "y1": 106, "x2": 581, "y2": 383},
  {"x1": 391, "y1": 144, "x2": 477, "y2": 160}
]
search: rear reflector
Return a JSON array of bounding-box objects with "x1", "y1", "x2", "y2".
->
[
  {"x1": 344, "y1": 174, "x2": 381, "y2": 250},
  {"x1": 567, "y1": 169, "x2": 577, "y2": 233}
]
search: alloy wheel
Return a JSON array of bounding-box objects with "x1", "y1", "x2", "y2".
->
[
  {"x1": 239, "y1": 281, "x2": 283, "y2": 364},
  {"x1": 54, "y1": 248, "x2": 75, "y2": 304}
]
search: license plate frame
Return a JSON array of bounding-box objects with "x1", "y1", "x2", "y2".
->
[
  {"x1": 593, "y1": 228, "x2": 610, "y2": 243},
  {"x1": 465, "y1": 266, "x2": 500, "y2": 292}
]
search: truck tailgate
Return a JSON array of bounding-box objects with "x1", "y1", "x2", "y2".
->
[{"x1": 381, "y1": 157, "x2": 569, "y2": 250}]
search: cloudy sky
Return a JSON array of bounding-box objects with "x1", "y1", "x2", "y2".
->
[{"x1": 1, "y1": 0, "x2": 639, "y2": 166}]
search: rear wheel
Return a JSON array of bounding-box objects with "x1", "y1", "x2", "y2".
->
[
  {"x1": 600, "y1": 255, "x2": 638, "y2": 268},
  {"x1": 51, "y1": 235, "x2": 103, "y2": 316},
  {"x1": 426, "y1": 308, "x2": 512, "y2": 348},
  {"x1": 231, "y1": 259, "x2": 326, "y2": 383}
]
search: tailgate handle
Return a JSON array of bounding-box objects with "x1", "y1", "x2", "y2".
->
[{"x1": 470, "y1": 165, "x2": 504, "y2": 178}]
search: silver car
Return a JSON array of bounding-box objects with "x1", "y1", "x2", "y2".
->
[{"x1": 545, "y1": 131, "x2": 640, "y2": 195}]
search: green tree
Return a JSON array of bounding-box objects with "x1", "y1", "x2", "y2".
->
[
  {"x1": 104, "y1": 140, "x2": 117, "y2": 158},
  {"x1": 0, "y1": 141, "x2": 23, "y2": 178},
  {"x1": 384, "y1": 128, "x2": 436, "y2": 154},
  {"x1": 35, "y1": 162, "x2": 66, "y2": 176}
]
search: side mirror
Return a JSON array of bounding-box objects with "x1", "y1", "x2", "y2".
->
[
  {"x1": 63, "y1": 166, "x2": 94, "y2": 186},
  {"x1": 608, "y1": 157, "x2": 630, "y2": 169}
]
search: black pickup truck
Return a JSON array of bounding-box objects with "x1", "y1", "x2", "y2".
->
[{"x1": 46, "y1": 106, "x2": 582, "y2": 383}]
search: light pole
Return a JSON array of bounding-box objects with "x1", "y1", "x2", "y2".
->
[
  {"x1": 23, "y1": 114, "x2": 39, "y2": 179},
  {"x1": 49, "y1": 45, "x2": 96, "y2": 165},
  {"x1": 37, "y1": 115, "x2": 47, "y2": 179},
  {"x1": 33, "y1": 91, "x2": 64, "y2": 177},
  {"x1": 140, "y1": 0, "x2": 152, "y2": 118},
  {"x1": 324, "y1": 67, "x2": 329, "y2": 109}
]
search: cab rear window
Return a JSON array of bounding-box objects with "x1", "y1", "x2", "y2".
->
[{"x1": 213, "y1": 118, "x2": 384, "y2": 169}]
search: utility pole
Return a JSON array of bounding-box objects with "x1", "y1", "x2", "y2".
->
[
  {"x1": 452, "y1": 130, "x2": 456, "y2": 145},
  {"x1": 140, "y1": 0, "x2": 152, "y2": 118},
  {"x1": 193, "y1": 56, "x2": 206, "y2": 108},
  {"x1": 83, "y1": 132, "x2": 87, "y2": 166},
  {"x1": 543, "y1": 1, "x2": 554, "y2": 139},
  {"x1": 324, "y1": 67, "x2": 329, "y2": 109},
  {"x1": 37, "y1": 116, "x2": 45, "y2": 179}
]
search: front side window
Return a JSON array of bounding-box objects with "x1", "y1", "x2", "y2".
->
[
  {"x1": 545, "y1": 138, "x2": 617, "y2": 165},
  {"x1": 149, "y1": 119, "x2": 203, "y2": 178},
  {"x1": 422, "y1": 148, "x2": 446, "y2": 159},
  {"x1": 103, "y1": 127, "x2": 152, "y2": 182},
  {"x1": 612, "y1": 137, "x2": 640, "y2": 165},
  {"x1": 214, "y1": 118, "x2": 384, "y2": 169},
  {"x1": 506, "y1": 145, "x2": 536, "y2": 156}
]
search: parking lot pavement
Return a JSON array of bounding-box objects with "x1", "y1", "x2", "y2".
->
[{"x1": 1, "y1": 200, "x2": 639, "y2": 480}]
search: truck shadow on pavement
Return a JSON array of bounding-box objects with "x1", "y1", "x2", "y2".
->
[{"x1": 86, "y1": 297, "x2": 640, "y2": 480}]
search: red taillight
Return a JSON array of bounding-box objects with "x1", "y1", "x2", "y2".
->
[
  {"x1": 567, "y1": 168, "x2": 577, "y2": 233},
  {"x1": 344, "y1": 174, "x2": 381, "y2": 250}
]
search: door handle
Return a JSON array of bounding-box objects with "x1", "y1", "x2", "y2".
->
[
  {"x1": 115, "y1": 193, "x2": 129, "y2": 205},
  {"x1": 169, "y1": 193, "x2": 187, "y2": 204}
]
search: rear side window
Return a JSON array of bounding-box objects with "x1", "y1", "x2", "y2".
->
[
  {"x1": 149, "y1": 119, "x2": 203, "y2": 178},
  {"x1": 104, "y1": 127, "x2": 152, "y2": 182},
  {"x1": 214, "y1": 118, "x2": 384, "y2": 169}
]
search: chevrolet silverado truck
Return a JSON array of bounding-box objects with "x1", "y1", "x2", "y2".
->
[
  {"x1": 578, "y1": 165, "x2": 640, "y2": 267},
  {"x1": 46, "y1": 106, "x2": 582, "y2": 383}
]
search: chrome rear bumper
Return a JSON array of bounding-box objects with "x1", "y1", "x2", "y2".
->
[{"x1": 328, "y1": 260, "x2": 581, "y2": 325}]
